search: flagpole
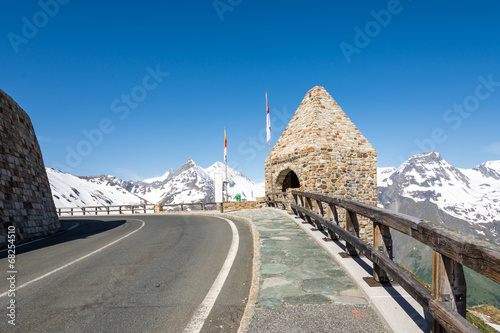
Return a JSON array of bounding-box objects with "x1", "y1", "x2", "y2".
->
[
  {"x1": 224, "y1": 127, "x2": 228, "y2": 202},
  {"x1": 266, "y1": 92, "x2": 275, "y2": 196}
]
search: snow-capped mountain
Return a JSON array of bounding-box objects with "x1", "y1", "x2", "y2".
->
[
  {"x1": 378, "y1": 152, "x2": 500, "y2": 225},
  {"x1": 206, "y1": 161, "x2": 262, "y2": 201},
  {"x1": 141, "y1": 169, "x2": 174, "y2": 184},
  {"x1": 47, "y1": 169, "x2": 148, "y2": 207},
  {"x1": 379, "y1": 152, "x2": 500, "y2": 310},
  {"x1": 47, "y1": 159, "x2": 265, "y2": 208},
  {"x1": 157, "y1": 159, "x2": 215, "y2": 204}
]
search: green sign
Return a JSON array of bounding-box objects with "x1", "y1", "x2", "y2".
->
[{"x1": 236, "y1": 193, "x2": 241, "y2": 201}]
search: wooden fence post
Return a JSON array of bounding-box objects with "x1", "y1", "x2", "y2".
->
[
  {"x1": 292, "y1": 193, "x2": 298, "y2": 215},
  {"x1": 298, "y1": 195, "x2": 306, "y2": 219},
  {"x1": 304, "y1": 197, "x2": 313, "y2": 224},
  {"x1": 431, "y1": 252, "x2": 467, "y2": 332},
  {"x1": 326, "y1": 204, "x2": 339, "y2": 240},
  {"x1": 315, "y1": 199, "x2": 325, "y2": 230},
  {"x1": 344, "y1": 209, "x2": 359, "y2": 256},
  {"x1": 373, "y1": 221, "x2": 393, "y2": 283}
]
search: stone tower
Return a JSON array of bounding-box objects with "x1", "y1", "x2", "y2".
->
[
  {"x1": 265, "y1": 86, "x2": 377, "y2": 241},
  {"x1": 0, "y1": 89, "x2": 60, "y2": 248}
]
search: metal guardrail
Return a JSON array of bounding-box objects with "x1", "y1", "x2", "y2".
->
[
  {"x1": 266, "y1": 190, "x2": 500, "y2": 333},
  {"x1": 56, "y1": 204, "x2": 156, "y2": 216},
  {"x1": 56, "y1": 202, "x2": 218, "y2": 216}
]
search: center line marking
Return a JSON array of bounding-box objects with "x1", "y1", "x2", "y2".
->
[
  {"x1": 183, "y1": 217, "x2": 240, "y2": 333},
  {"x1": 0, "y1": 219, "x2": 145, "y2": 298}
]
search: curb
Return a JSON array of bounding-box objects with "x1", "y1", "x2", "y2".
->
[{"x1": 218, "y1": 213, "x2": 261, "y2": 333}]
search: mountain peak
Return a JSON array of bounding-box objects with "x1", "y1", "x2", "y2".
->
[
  {"x1": 408, "y1": 151, "x2": 442, "y2": 163},
  {"x1": 207, "y1": 161, "x2": 226, "y2": 171},
  {"x1": 183, "y1": 158, "x2": 198, "y2": 167},
  {"x1": 473, "y1": 160, "x2": 500, "y2": 180},
  {"x1": 142, "y1": 168, "x2": 174, "y2": 184}
]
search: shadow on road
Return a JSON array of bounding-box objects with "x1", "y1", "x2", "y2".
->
[{"x1": 0, "y1": 219, "x2": 126, "y2": 258}]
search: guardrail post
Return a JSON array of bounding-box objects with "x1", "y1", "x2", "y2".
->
[
  {"x1": 373, "y1": 221, "x2": 393, "y2": 283},
  {"x1": 297, "y1": 195, "x2": 305, "y2": 219},
  {"x1": 304, "y1": 197, "x2": 313, "y2": 224},
  {"x1": 281, "y1": 192, "x2": 287, "y2": 210},
  {"x1": 326, "y1": 204, "x2": 339, "y2": 240},
  {"x1": 314, "y1": 199, "x2": 325, "y2": 230},
  {"x1": 82, "y1": 207, "x2": 86, "y2": 216},
  {"x1": 344, "y1": 209, "x2": 359, "y2": 256},
  {"x1": 431, "y1": 252, "x2": 467, "y2": 332},
  {"x1": 292, "y1": 193, "x2": 298, "y2": 215}
]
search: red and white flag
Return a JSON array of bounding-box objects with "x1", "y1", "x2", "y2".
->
[
  {"x1": 266, "y1": 93, "x2": 271, "y2": 143},
  {"x1": 224, "y1": 128, "x2": 227, "y2": 162}
]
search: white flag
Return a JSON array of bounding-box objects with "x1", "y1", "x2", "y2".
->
[{"x1": 266, "y1": 93, "x2": 271, "y2": 143}]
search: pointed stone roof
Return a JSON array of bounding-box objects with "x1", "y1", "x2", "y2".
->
[{"x1": 271, "y1": 86, "x2": 374, "y2": 155}]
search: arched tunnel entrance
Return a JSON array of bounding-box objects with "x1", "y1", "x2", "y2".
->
[{"x1": 276, "y1": 168, "x2": 301, "y2": 192}]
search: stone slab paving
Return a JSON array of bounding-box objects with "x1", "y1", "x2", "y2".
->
[{"x1": 229, "y1": 208, "x2": 388, "y2": 333}]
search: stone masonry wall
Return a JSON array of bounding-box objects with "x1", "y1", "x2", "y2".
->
[
  {"x1": 217, "y1": 200, "x2": 265, "y2": 211},
  {"x1": 0, "y1": 89, "x2": 60, "y2": 248},
  {"x1": 265, "y1": 86, "x2": 377, "y2": 242}
]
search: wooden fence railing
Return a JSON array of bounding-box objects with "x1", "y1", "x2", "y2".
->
[
  {"x1": 57, "y1": 204, "x2": 156, "y2": 216},
  {"x1": 265, "y1": 192, "x2": 288, "y2": 210},
  {"x1": 56, "y1": 202, "x2": 217, "y2": 216},
  {"x1": 159, "y1": 202, "x2": 217, "y2": 211},
  {"x1": 267, "y1": 190, "x2": 500, "y2": 333}
]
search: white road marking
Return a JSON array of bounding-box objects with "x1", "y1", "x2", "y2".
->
[
  {"x1": 183, "y1": 217, "x2": 240, "y2": 333},
  {"x1": 0, "y1": 219, "x2": 145, "y2": 298}
]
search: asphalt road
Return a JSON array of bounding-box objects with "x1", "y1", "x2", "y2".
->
[{"x1": 0, "y1": 215, "x2": 253, "y2": 333}]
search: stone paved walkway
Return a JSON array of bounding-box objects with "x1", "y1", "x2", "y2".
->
[{"x1": 229, "y1": 208, "x2": 388, "y2": 332}]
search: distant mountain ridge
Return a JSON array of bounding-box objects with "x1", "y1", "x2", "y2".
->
[
  {"x1": 379, "y1": 151, "x2": 500, "y2": 226},
  {"x1": 378, "y1": 152, "x2": 500, "y2": 309},
  {"x1": 47, "y1": 159, "x2": 264, "y2": 208}
]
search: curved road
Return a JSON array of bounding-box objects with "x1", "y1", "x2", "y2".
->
[{"x1": 0, "y1": 215, "x2": 253, "y2": 333}]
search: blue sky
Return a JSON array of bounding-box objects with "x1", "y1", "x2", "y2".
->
[{"x1": 1, "y1": 0, "x2": 499, "y2": 182}]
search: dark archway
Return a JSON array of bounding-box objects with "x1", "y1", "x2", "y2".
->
[
  {"x1": 275, "y1": 168, "x2": 301, "y2": 192},
  {"x1": 282, "y1": 171, "x2": 300, "y2": 192}
]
